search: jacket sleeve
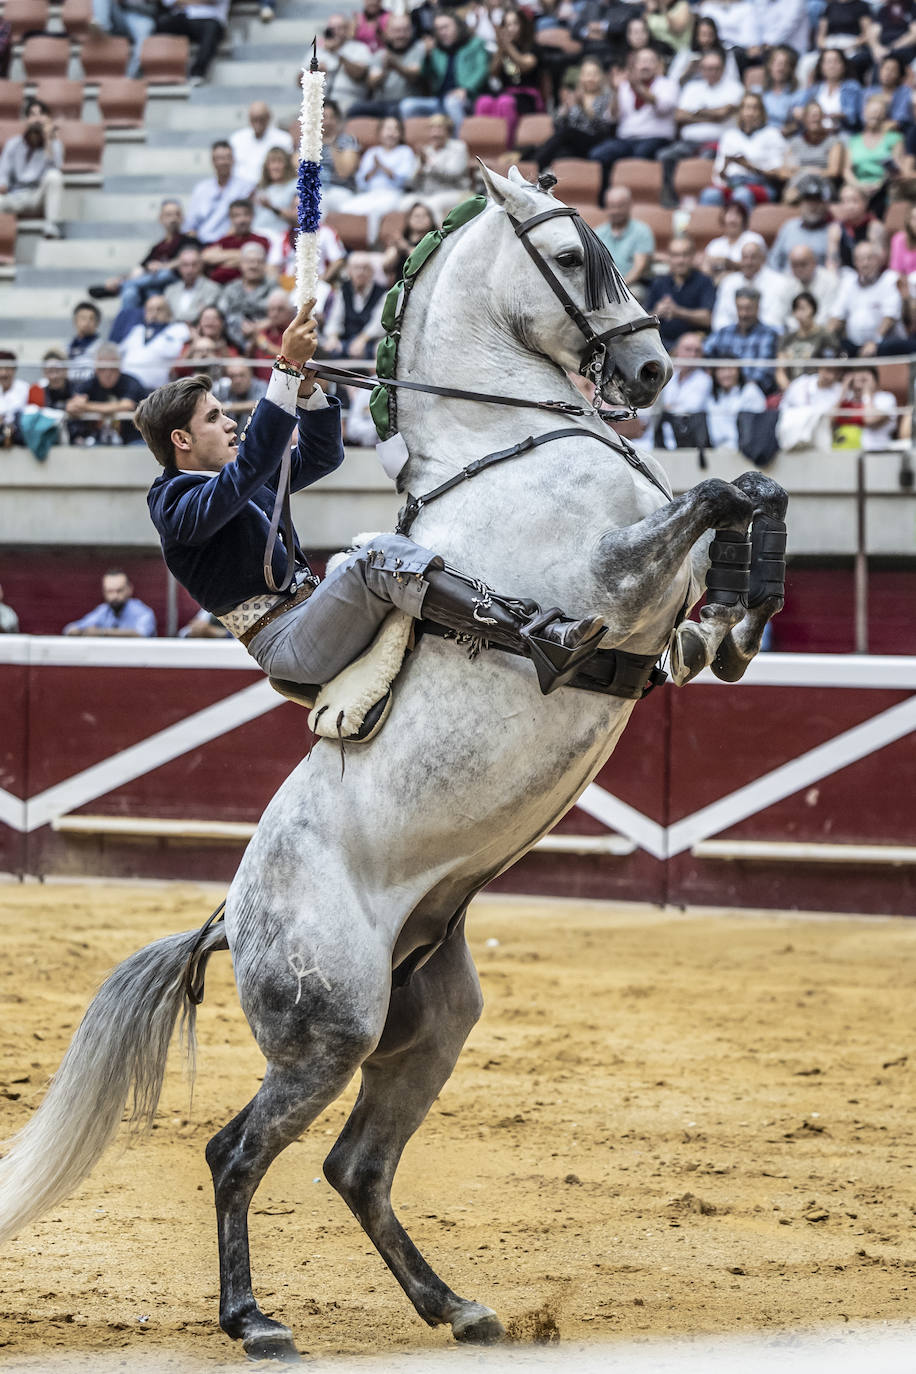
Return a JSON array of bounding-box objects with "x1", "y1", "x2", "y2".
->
[
  {"x1": 289, "y1": 395, "x2": 345, "y2": 492},
  {"x1": 157, "y1": 398, "x2": 298, "y2": 546}
]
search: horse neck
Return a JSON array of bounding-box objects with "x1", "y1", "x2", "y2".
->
[{"x1": 393, "y1": 215, "x2": 589, "y2": 492}]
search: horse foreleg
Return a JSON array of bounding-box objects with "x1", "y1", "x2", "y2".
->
[
  {"x1": 711, "y1": 471, "x2": 789, "y2": 683},
  {"x1": 323, "y1": 925, "x2": 503, "y2": 1344}
]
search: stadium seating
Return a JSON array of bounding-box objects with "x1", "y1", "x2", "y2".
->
[
  {"x1": 21, "y1": 35, "x2": 71, "y2": 81},
  {"x1": 749, "y1": 203, "x2": 798, "y2": 244},
  {"x1": 673, "y1": 157, "x2": 715, "y2": 198},
  {"x1": 611, "y1": 159, "x2": 662, "y2": 196},
  {"x1": 80, "y1": 33, "x2": 130, "y2": 80},
  {"x1": 0, "y1": 212, "x2": 17, "y2": 265},
  {"x1": 97, "y1": 77, "x2": 148, "y2": 130},
  {"x1": 136, "y1": 34, "x2": 189, "y2": 84},
  {"x1": 634, "y1": 203, "x2": 673, "y2": 253},
  {"x1": 404, "y1": 116, "x2": 432, "y2": 149},
  {"x1": 0, "y1": 80, "x2": 24, "y2": 118},
  {"x1": 552, "y1": 157, "x2": 602, "y2": 207},
  {"x1": 344, "y1": 116, "x2": 380, "y2": 150},
  {"x1": 459, "y1": 115, "x2": 510, "y2": 161},
  {"x1": 324, "y1": 211, "x2": 370, "y2": 251},
  {"x1": 58, "y1": 119, "x2": 105, "y2": 176},
  {"x1": 685, "y1": 205, "x2": 725, "y2": 250},
  {"x1": 516, "y1": 112, "x2": 553, "y2": 148},
  {"x1": 3, "y1": 0, "x2": 50, "y2": 43},
  {"x1": 378, "y1": 209, "x2": 406, "y2": 245},
  {"x1": 60, "y1": 0, "x2": 94, "y2": 42},
  {"x1": 34, "y1": 78, "x2": 84, "y2": 120}
]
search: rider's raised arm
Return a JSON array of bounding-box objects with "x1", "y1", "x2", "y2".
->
[{"x1": 265, "y1": 369, "x2": 346, "y2": 492}]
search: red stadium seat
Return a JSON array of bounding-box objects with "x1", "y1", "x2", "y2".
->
[
  {"x1": 494, "y1": 154, "x2": 538, "y2": 182},
  {"x1": 137, "y1": 34, "x2": 189, "y2": 83},
  {"x1": 632, "y1": 203, "x2": 673, "y2": 253},
  {"x1": 404, "y1": 116, "x2": 432, "y2": 149},
  {"x1": 81, "y1": 33, "x2": 130, "y2": 79},
  {"x1": 324, "y1": 211, "x2": 369, "y2": 250},
  {"x1": 0, "y1": 212, "x2": 17, "y2": 264},
  {"x1": 378, "y1": 209, "x2": 406, "y2": 246},
  {"x1": 877, "y1": 362, "x2": 908, "y2": 406},
  {"x1": 673, "y1": 157, "x2": 715, "y2": 198},
  {"x1": 97, "y1": 77, "x2": 148, "y2": 128},
  {"x1": 34, "y1": 78, "x2": 84, "y2": 120},
  {"x1": 516, "y1": 112, "x2": 553, "y2": 149},
  {"x1": 22, "y1": 36, "x2": 71, "y2": 81},
  {"x1": 344, "y1": 116, "x2": 379, "y2": 150},
  {"x1": 3, "y1": 0, "x2": 50, "y2": 42},
  {"x1": 58, "y1": 119, "x2": 105, "y2": 174},
  {"x1": 551, "y1": 157, "x2": 601, "y2": 205},
  {"x1": 574, "y1": 203, "x2": 606, "y2": 230},
  {"x1": 612, "y1": 159, "x2": 662, "y2": 196},
  {"x1": 685, "y1": 205, "x2": 724, "y2": 251},
  {"x1": 61, "y1": 0, "x2": 94, "y2": 42},
  {"x1": 0, "y1": 81, "x2": 25, "y2": 119},
  {"x1": 0, "y1": 120, "x2": 23, "y2": 154},
  {"x1": 748, "y1": 203, "x2": 797, "y2": 244},
  {"x1": 884, "y1": 200, "x2": 912, "y2": 235},
  {"x1": 458, "y1": 115, "x2": 509, "y2": 161}
]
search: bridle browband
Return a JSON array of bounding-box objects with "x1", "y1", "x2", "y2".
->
[{"x1": 507, "y1": 204, "x2": 661, "y2": 386}]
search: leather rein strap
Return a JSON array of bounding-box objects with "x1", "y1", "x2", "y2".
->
[
  {"x1": 396, "y1": 425, "x2": 670, "y2": 536},
  {"x1": 263, "y1": 435, "x2": 296, "y2": 593}
]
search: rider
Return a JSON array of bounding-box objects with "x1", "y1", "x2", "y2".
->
[{"x1": 139, "y1": 299, "x2": 608, "y2": 697}]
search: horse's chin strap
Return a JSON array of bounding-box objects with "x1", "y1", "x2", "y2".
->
[{"x1": 506, "y1": 205, "x2": 661, "y2": 390}]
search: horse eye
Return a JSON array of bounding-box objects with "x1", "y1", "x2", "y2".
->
[{"x1": 555, "y1": 250, "x2": 583, "y2": 269}]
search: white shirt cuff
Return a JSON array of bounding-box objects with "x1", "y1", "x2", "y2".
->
[
  {"x1": 302, "y1": 385, "x2": 329, "y2": 411},
  {"x1": 265, "y1": 367, "x2": 301, "y2": 416}
]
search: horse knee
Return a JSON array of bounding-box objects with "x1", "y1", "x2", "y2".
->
[{"x1": 731, "y1": 470, "x2": 788, "y2": 520}]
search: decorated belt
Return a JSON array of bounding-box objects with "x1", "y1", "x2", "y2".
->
[{"x1": 220, "y1": 579, "x2": 317, "y2": 649}]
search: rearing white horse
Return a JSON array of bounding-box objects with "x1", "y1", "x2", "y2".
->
[{"x1": 0, "y1": 167, "x2": 786, "y2": 1363}]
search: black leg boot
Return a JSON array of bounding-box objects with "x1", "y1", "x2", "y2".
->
[{"x1": 421, "y1": 567, "x2": 607, "y2": 695}]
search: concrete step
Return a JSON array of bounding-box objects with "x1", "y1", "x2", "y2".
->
[
  {"x1": 2, "y1": 286, "x2": 121, "y2": 322},
  {"x1": 103, "y1": 143, "x2": 212, "y2": 176},
  {"x1": 208, "y1": 59, "x2": 296, "y2": 86},
  {"x1": 146, "y1": 101, "x2": 257, "y2": 130},
  {"x1": 34, "y1": 237, "x2": 144, "y2": 270},
  {"x1": 66, "y1": 190, "x2": 179, "y2": 223}
]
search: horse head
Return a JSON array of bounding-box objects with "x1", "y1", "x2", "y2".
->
[{"x1": 478, "y1": 164, "x2": 672, "y2": 411}]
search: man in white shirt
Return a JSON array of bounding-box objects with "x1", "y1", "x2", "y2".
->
[
  {"x1": 658, "y1": 49, "x2": 744, "y2": 205},
  {"x1": 184, "y1": 141, "x2": 254, "y2": 244},
  {"x1": 777, "y1": 245, "x2": 838, "y2": 328},
  {"x1": 163, "y1": 246, "x2": 223, "y2": 323},
  {"x1": 156, "y1": 0, "x2": 229, "y2": 84},
  {"x1": 0, "y1": 352, "x2": 29, "y2": 428},
  {"x1": 756, "y1": 0, "x2": 809, "y2": 53},
  {"x1": 697, "y1": 0, "x2": 760, "y2": 58},
  {"x1": 229, "y1": 103, "x2": 293, "y2": 186},
  {"x1": 588, "y1": 49, "x2": 678, "y2": 193},
  {"x1": 318, "y1": 16, "x2": 373, "y2": 117},
  {"x1": 776, "y1": 360, "x2": 843, "y2": 451},
  {"x1": 322, "y1": 252, "x2": 386, "y2": 358},
  {"x1": 701, "y1": 93, "x2": 787, "y2": 211},
  {"x1": 712, "y1": 239, "x2": 790, "y2": 331},
  {"x1": 119, "y1": 295, "x2": 191, "y2": 390},
  {"x1": 827, "y1": 242, "x2": 903, "y2": 354},
  {"x1": 650, "y1": 333, "x2": 713, "y2": 449}
]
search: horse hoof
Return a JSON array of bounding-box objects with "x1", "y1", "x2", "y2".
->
[
  {"x1": 243, "y1": 1329, "x2": 301, "y2": 1363},
  {"x1": 452, "y1": 1304, "x2": 506, "y2": 1345}
]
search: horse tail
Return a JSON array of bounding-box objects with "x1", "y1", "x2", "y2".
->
[{"x1": 0, "y1": 921, "x2": 229, "y2": 1247}]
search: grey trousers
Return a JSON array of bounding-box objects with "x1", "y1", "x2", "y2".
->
[{"x1": 246, "y1": 533, "x2": 440, "y2": 685}]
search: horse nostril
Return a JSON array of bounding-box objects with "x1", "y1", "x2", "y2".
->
[{"x1": 639, "y1": 360, "x2": 664, "y2": 386}]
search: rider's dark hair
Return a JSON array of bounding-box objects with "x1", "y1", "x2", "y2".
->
[{"x1": 135, "y1": 374, "x2": 214, "y2": 469}]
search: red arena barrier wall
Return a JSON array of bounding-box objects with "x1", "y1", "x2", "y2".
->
[{"x1": 1, "y1": 640, "x2": 913, "y2": 916}]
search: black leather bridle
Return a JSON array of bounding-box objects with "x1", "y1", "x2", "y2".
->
[{"x1": 507, "y1": 204, "x2": 662, "y2": 386}]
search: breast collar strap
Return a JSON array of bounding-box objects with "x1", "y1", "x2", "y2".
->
[{"x1": 507, "y1": 205, "x2": 661, "y2": 376}]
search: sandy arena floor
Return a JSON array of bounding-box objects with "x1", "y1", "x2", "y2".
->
[{"x1": 0, "y1": 884, "x2": 913, "y2": 1370}]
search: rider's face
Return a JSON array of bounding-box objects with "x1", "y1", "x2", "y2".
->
[{"x1": 173, "y1": 392, "x2": 239, "y2": 472}]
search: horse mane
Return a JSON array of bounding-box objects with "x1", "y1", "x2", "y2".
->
[{"x1": 572, "y1": 214, "x2": 631, "y2": 313}]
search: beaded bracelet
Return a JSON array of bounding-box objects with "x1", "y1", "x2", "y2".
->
[{"x1": 273, "y1": 354, "x2": 304, "y2": 378}]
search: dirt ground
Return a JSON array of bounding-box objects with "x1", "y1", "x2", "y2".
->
[{"x1": 0, "y1": 883, "x2": 913, "y2": 1370}]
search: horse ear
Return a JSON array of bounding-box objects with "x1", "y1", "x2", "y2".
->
[{"x1": 477, "y1": 159, "x2": 539, "y2": 217}]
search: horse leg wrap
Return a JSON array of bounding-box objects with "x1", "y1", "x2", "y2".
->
[
  {"x1": 747, "y1": 514, "x2": 787, "y2": 609},
  {"x1": 704, "y1": 529, "x2": 751, "y2": 607}
]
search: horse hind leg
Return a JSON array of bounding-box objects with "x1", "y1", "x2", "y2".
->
[{"x1": 323, "y1": 924, "x2": 504, "y2": 1345}]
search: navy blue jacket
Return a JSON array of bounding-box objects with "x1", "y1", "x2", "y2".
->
[{"x1": 147, "y1": 395, "x2": 344, "y2": 615}]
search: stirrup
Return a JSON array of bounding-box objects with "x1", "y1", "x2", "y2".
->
[{"x1": 520, "y1": 609, "x2": 607, "y2": 696}]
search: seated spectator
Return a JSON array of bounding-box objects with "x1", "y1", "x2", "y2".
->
[
  {"x1": 319, "y1": 100, "x2": 361, "y2": 215},
  {"x1": 28, "y1": 349, "x2": 76, "y2": 410},
  {"x1": 770, "y1": 176, "x2": 833, "y2": 268},
  {"x1": 401, "y1": 13, "x2": 490, "y2": 130},
  {"x1": 832, "y1": 365, "x2": 898, "y2": 447},
  {"x1": 0, "y1": 351, "x2": 28, "y2": 442},
  {"x1": 756, "y1": 0, "x2": 811, "y2": 58},
  {"x1": 68, "y1": 301, "x2": 103, "y2": 388},
  {"x1": 229, "y1": 102, "x2": 293, "y2": 186},
  {"x1": 815, "y1": 2, "x2": 872, "y2": 81},
  {"x1": 589, "y1": 49, "x2": 678, "y2": 193},
  {"x1": 172, "y1": 303, "x2": 239, "y2": 380},
  {"x1": 321, "y1": 251, "x2": 386, "y2": 358},
  {"x1": 277, "y1": 221, "x2": 346, "y2": 297},
  {"x1": 215, "y1": 359, "x2": 267, "y2": 410},
  {"x1": 776, "y1": 354, "x2": 844, "y2": 449},
  {"x1": 704, "y1": 285, "x2": 779, "y2": 393},
  {"x1": 712, "y1": 239, "x2": 787, "y2": 331},
  {"x1": 62, "y1": 570, "x2": 156, "y2": 637},
  {"x1": 0, "y1": 109, "x2": 64, "y2": 239},
  {"x1": 614, "y1": 13, "x2": 676, "y2": 68},
  {"x1": 156, "y1": 0, "x2": 228, "y2": 86},
  {"x1": 354, "y1": 0, "x2": 390, "y2": 54},
  {"x1": 179, "y1": 608, "x2": 231, "y2": 638},
  {"x1": 251, "y1": 149, "x2": 298, "y2": 253},
  {"x1": 696, "y1": 0, "x2": 761, "y2": 69},
  {"x1": 659, "y1": 48, "x2": 743, "y2": 206},
  {"x1": 758, "y1": 46, "x2": 799, "y2": 130},
  {"x1": 65, "y1": 344, "x2": 148, "y2": 446},
  {"x1": 474, "y1": 10, "x2": 542, "y2": 149},
  {"x1": 381, "y1": 200, "x2": 437, "y2": 282},
  {"x1": 826, "y1": 183, "x2": 888, "y2": 267},
  {"x1": 866, "y1": 2, "x2": 916, "y2": 74},
  {"x1": 91, "y1": 0, "x2": 155, "y2": 79},
  {"x1": 774, "y1": 289, "x2": 841, "y2": 388},
  {"x1": 796, "y1": 49, "x2": 863, "y2": 132},
  {"x1": 250, "y1": 288, "x2": 297, "y2": 364},
  {"x1": 90, "y1": 199, "x2": 197, "y2": 308},
  {"x1": 827, "y1": 239, "x2": 902, "y2": 354},
  {"x1": 340, "y1": 115, "x2": 417, "y2": 243},
  {"x1": 350, "y1": 13, "x2": 426, "y2": 119},
  {"x1": 777, "y1": 244, "x2": 839, "y2": 325},
  {"x1": 644, "y1": 0, "x2": 693, "y2": 60},
  {"x1": 863, "y1": 55, "x2": 912, "y2": 130},
  {"x1": 534, "y1": 58, "x2": 614, "y2": 170},
  {"x1": 342, "y1": 382, "x2": 378, "y2": 445},
  {"x1": 164, "y1": 246, "x2": 223, "y2": 323},
  {"x1": 219, "y1": 242, "x2": 275, "y2": 351},
  {"x1": 668, "y1": 14, "x2": 740, "y2": 85},
  {"x1": 0, "y1": 584, "x2": 19, "y2": 634},
  {"x1": 705, "y1": 364, "x2": 767, "y2": 448},
  {"x1": 645, "y1": 236, "x2": 717, "y2": 347},
  {"x1": 318, "y1": 15, "x2": 373, "y2": 118},
  {"x1": 700, "y1": 92, "x2": 787, "y2": 210},
  {"x1": 651, "y1": 331, "x2": 713, "y2": 448},
  {"x1": 702, "y1": 202, "x2": 766, "y2": 280},
  {"x1": 202, "y1": 198, "x2": 271, "y2": 286},
  {"x1": 596, "y1": 187, "x2": 655, "y2": 295},
  {"x1": 184, "y1": 142, "x2": 254, "y2": 247},
  {"x1": 889, "y1": 202, "x2": 916, "y2": 274},
  {"x1": 781, "y1": 104, "x2": 844, "y2": 201},
  {"x1": 119, "y1": 296, "x2": 191, "y2": 389},
  {"x1": 410, "y1": 114, "x2": 470, "y2": 220},
  {"x1": 841, "y1": 94, "x2": 903, "y2": 212}
]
